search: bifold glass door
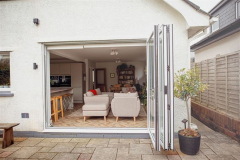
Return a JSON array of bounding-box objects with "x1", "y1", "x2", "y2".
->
[{"x1": 147, "y1": 25, "x2": 174, "y2": 151}]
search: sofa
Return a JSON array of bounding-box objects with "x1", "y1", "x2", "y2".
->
[
  {"x1": 82, "y1": 93, "x2": 110, "y2": 121},
  {"x1": 111, "y1": 92, "x2": 140, "y2": 122}
]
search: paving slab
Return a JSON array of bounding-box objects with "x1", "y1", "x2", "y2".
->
[
  {"x1": 49, "y1": 142, "x2": 77, "y2": 152},
  {"x1": 117, "y1": 148, "x2": 128, "y2": 155},
  {"x1": 91, "y1": 148, "x2": 117, "y2": 160},
  {"x1": 51, "y1": 138, "x2": 72, "y2": 143},
  {"x1": 76, "y1": 142, "x2": 87, "y2": 148},
  {"x1": 15, "y1": 159, "x2": 38, "y2": 160},
  {"x1": 70, "y1": 138, "x2": 90, "y2": 143},
  {"x1": 129, "y1": 144, "x2": 153, "y2": 155},
  {"x1": 109, "y1": 139, "x2": 119, "y2": 144},
  {"x1": 78, "y1": 153, "x2": 92, "y2": 160},
  {"x1": 36, "y1": 142, "x2": 58, "y2": 147},
  {"x1": 30, "y1": 152, "x2": 57, "y2": 159},
  {"x1": 206, "y1": 154, "x2": 237, "y2": 160},
  {"x1": 53, "y1": 153, "x2": 80, "y2": 160},
  {"x1": 14, "y1": 138, "x2": 27, "y2": 142},
  {"x1": 167, "y1": 155, "x2": 182, "y2": 160},
  {"x1": 0, "y1": 147, "x2": 21, "y2": 152},
  {"x1": 0, "y1": 152, "x2": 13, "y2": 158},
  {"x1": 8, "y1": 147, "x2": 41, "y2": 158},
  {"x1": 116, "y1": 154, "x2": 141, "y2": 160},
  {"x1": 108, "y1": 143, "x2": 129, "y2": 148},
  {"x1": 17, "y1": 138, "x2": 43, "y2": 147},
  {"x1": 232, "y1": 155, "x2": 240, "y2": 160},
  {"x1": 119, "y1": 139, "x2": 139, "y2": 144},
  {"x1": 72, "y1": 147, "x2": 95, "y2": 153},
  {"x1": 142, "y1": 155, "x2": 168, "y2": 160},
  {"x1": 200, "y1": 148, "x2": 216, "y2": 155},
  {"x1": 37, "y1": 147, "x2": 52, "y2": 152},
  {"x1": 86, "y1": 138, "x2": 109, "y2": 148},
  {"x1": 140, "y1": 139, "x2": 152, "y2": 144}
]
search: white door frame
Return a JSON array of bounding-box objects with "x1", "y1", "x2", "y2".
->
[{"x1": 41, "y1": 39, "x2": 149, "y2": 133}]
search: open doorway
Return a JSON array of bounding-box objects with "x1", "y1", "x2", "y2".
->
[{"x1": 47, "y1": 43, "x2": 147, "y2": 128}]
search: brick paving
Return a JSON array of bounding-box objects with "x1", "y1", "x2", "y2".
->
[{"x1": 0, "y1": 117, "x2": 239, "y2": 159}]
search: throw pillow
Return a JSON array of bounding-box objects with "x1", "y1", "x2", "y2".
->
[
  {"x1": 89, "y1": 89, "x2": 97, "y2": 95},
  {"x1": 86, "y1": 91, "x2": 94, "y2": 97},
  {"x1": 95, "y1": 88, "x2": 102, "y2": 95},
  {"x1": 128, "y1": 87, "x2": 136, "y2": 93}
]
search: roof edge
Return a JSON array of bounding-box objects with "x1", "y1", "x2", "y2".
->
[
  {"x1": 209, "y1": 0, "x2": 228, "y2": 15},
  {"x1": 183, "y1": 0, "x2": 210, "y2": 16}
]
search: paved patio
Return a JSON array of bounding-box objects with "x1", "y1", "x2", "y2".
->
[{"x1": 0, "y1": 117, "x2": 239, "y2": 160}]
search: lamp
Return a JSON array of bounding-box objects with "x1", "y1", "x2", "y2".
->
[
  {"x1": 33, "y1": 63, "x2": 38, "y2": 69},
  {"x1": 110, "y1": 49, "x2": 118, "y2": 56},
  {"x1": 33, "y1": 18, "x2": 39, "y2": 25},
  {"x1": 115, "y1": 59, "x2": 121, "y2": 63}
]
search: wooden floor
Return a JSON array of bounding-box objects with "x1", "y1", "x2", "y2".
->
[{"x1": 53, "y1": 104, "x2": 147, "y2": 128}]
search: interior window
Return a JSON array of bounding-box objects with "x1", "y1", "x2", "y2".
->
[
  {"x1": 0, "y1": 53, "x2": 10, "y2": 88},
  {"x1": 211, "y1": 16, "x2": 219, "y2": 32}
]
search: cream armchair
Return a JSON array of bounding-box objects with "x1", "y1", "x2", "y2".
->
[{"x1": 111, "y1": 92, "x2": 140, "y2": 122}]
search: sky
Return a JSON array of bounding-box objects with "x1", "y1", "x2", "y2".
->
[{"x1": 190, "y1": 0, "x2": 222, "y2": 12}]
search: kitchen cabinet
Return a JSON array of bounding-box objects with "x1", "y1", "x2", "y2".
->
[
  {"x1": 59, "y1": 64, "x2": 71, "y2": 75},
  {"x1": 50, "y1": 64, "x2": 60, "y2": 75}
]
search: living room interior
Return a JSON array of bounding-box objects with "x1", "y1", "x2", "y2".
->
[{"x1": 48, "y1": 44, "x2": 147, "y2": 128}]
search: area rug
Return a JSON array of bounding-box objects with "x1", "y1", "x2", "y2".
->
[{"x1": 67, "y1": 105, "x2": 147, "y2": 118}]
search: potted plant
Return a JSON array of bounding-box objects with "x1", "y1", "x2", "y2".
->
[{"x1": 174, "y1": 67, "x2": 208, "y2": 155}]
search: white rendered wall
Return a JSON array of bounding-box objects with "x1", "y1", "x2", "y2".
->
[
  {"x1": 96, "y1": 62, "x2": 147, "y2": 91},
  {"x1": 195, "y1": 32, "x2": 240, "y2": 62},
  {"x1": 0, "y1": 0, "x2": 189, "y2": 131}
]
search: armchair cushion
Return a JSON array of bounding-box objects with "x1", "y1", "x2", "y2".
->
[
  {"x1": 86, "y1": 91, "x2": 94, "y2": 97},
  {"x1": 83, "y1": 102, "x2": 109, "y2": 111},
  {"x1": 95, "y1": 88, "x2": 102, "y2": 95}
]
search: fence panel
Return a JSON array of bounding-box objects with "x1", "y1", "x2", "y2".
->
[{"x1": 191, "y1": 52, "x2": 240, "y2": 120}]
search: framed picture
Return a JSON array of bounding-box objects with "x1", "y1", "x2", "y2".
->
[{"x1": 110, "y1": 73, "x2": 115, "y2": 78}]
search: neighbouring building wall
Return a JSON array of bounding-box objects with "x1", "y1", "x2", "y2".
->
[
  {"x1": 96, "y1": 62, "x2": 146, "y2": 91},
  {"x1": 0, "y1": 0, "x2": 189, "y2": 131},
  {"x1": 210, "y1": 0, "x2": 237, "y2": 31},
  {"x1": 195, "y1": 31, "x2": 240, "y2": 62}
]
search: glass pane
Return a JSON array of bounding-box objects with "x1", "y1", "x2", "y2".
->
[
  {"x1": 0, "y1": 54, "x2": 10, "y2": 88},
  {"x1": 212, "y1": 16, "x2": 219, "y2": 32},
  {"x1": 238, "y1": 2, "x2": 240, "y2": 17},
  {"x1": 148, "y1": 33, "x2": 155, "y2": 143},
  {"x1": 158, "y1": 36, "x2": 164, "y2": 143}
]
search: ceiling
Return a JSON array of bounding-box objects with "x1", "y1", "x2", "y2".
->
[{"x1": 50, "y1": 46, "x2": 146, "y2": 62}]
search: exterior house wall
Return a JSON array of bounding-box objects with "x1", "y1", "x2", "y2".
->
[
  {"x1": 210, "y1": 0, "x2": 238, "y2": 31},
  {"x1": 195, "y1": 31, "x2": 240, "y2": 62},
  {"x1": 0, "y1": 0, "x2": 190, "y2": 131}
]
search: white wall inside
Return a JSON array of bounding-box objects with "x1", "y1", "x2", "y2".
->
[
  {"x1": 195, "y1": 31, "x2": 240, "y2": 62},
  {"x1": 96, "y1": 62, "x2": 146, "y2": 91}
]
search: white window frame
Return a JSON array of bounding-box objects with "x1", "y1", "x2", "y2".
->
[
  {"x1": 0, "y1": 52, "x2": 11, "y2": 91},
  {"x1": 211, "y1": 15, "x2": 219, "y2": 33},
  {"x1": 236, "y1": 1, "x2": 240, "y2": 19}
]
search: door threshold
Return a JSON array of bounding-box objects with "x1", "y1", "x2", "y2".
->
[{"x1": 43, "y1": 128, "x2": 148, "y2": 134}]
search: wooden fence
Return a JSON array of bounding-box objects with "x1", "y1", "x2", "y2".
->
[{"x1": 191, "y1": 52, "x2": 240, "y2": 120}]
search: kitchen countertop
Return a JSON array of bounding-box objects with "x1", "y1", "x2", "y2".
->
[{"x1": 51, "y1": 87, "x2": 73, "y2": 93}]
